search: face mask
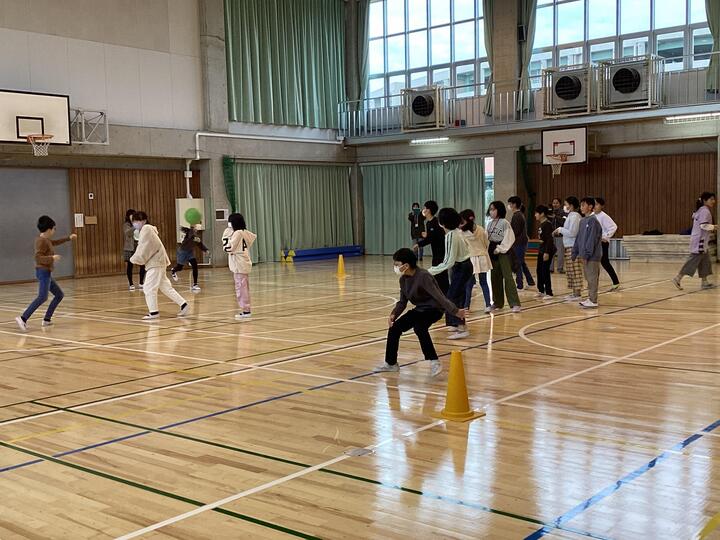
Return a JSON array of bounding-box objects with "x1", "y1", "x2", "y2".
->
[
  {"x1": 413, "y1": 208, "x2": 420, "y2": 215},
  {"x1": 393, "y1": 265, "x2": 404, "y2": 276},
  {"x1": 132, "y1": 222, "x2": 143, "y2": 230}
]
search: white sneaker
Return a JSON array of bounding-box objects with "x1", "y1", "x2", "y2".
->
[
  {"x1": 579, "y1": 299, "x2": 599, "y2": 309},
  {"x1": 177, "y1": 303, "x2": 189, "y2": 317},
  {"x1": 448, "y1": 330, "x2": 470, "y2": 340},
  {"x1": 671, "y1": 277, "x2": 683, "y2": 290},
  {"x1": 542, "y1": 295, "x2": 554, "y2": 301},
  {"x1": 142, "y1": 313, "x2": 159, "y2": 321},
  {"x1": 535, "y1": 292, "x2": 544, "y2": 298},
  {"x1": 191, "y1": 284, "x2": 201, "y2": 292},
  {"x1": 374, "y1": 362, "x2": 399, "y2": 372},
  {"x1": 484, "y1": 306, "x2": 492, "y2": 313},
  {"x1": 129, "y1": 285, "x2": 135, "y2": 291},
  {"x1": 446, "y1": 326, "x2": 459, "y2": 333},
  {"x1": 564, "y1": 294, "x2": 581, "y2": 302},
  {"x1": 511, "y1": 306, "x2": 522, "y2": 313},
  {"x1": 171, "y1": 272, "x2": 179, "y2": 282},
  {"x1": 42, "y1": 320, "x2": 53, "y2": 327},
  {"x1": 234, "y1": 312, "x2": 252, "y2": 321},
  {"x1": 15, "y1": 316, "x2": 27, "y2": 331},
  {"x1": 430, "y1": 360, "x2": 442, "y2": 377},
  {"x1": 138, "y1": 284, "x2": 144, "y2": 290},
  {"x1": 610, "y1": 284, "x2": 621, "y2": 291}
]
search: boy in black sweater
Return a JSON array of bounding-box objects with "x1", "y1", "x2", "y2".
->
[
  {"x1": 534, "y1": 205, "x2": 556, "y2": 299},
  {"x1": 414, "y1": 200, "x2": 449, "y2": 293},
  {"x1": 375, "y1": 248, "x2": 466, "y2": 377}
]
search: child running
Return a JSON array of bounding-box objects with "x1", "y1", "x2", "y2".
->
[
  {"x1": 123, "y1": 208, "x2": 145, "y2": 291},
  {"x1": 534, "y1": 205, "x2": 556, "y2": 300},
  {"x1": 375, "y1": 248, "x2": 466, "y2": 377},
  {"x1": 16, "y1": 216, "x2": 77, "y2": 330},
  {"x1": 222, "y1": 213, "x2": 257, "y2": 321},
  {"x1": 129, "y1": 212, "x2": 189, "y2": 320},
  {"x1": 171, "y1": 225, "x2": 209, "y2": 291},
  {"x1": 673, "y1": 192, "x2": 717, "y2": 290},
  {"x1": 459, "y1": 209, "x2": 492, "y2": 313}
]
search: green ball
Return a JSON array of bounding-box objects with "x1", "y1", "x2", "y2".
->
[{"x1": 184, "y1": 207, "x2": 202, "y2": 225}]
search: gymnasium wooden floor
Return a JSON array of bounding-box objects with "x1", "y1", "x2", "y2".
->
[{"x1": 0, "y1": 256, "x2": 719, "y2": 540}]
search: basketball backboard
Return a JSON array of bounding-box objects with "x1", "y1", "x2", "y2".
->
[
  {"x1": 0, "y1": 90, "x2": 71, "y2": 145},
  {"x1": 542, "y1": 127, "x2": 587, "y2": 165}
]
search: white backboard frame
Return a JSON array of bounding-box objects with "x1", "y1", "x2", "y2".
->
[
  {"x1": 542, "y1": 127, "x2": 587, "y2": 165},
  {"x1": 0, "y1": 90, "x2": 71, "y2": 145}
]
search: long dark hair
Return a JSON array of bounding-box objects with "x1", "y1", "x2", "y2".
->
[
  {"x1": 697, "y1": 192, "x2": 716, "y2": 210},
  {"x1": 459, "y1": 209, "x2": 476, "y2": 232}
]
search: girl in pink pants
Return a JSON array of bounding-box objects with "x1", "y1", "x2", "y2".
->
[{"x1": 222, "y1": 213, "x2": 257, "y2": 321}]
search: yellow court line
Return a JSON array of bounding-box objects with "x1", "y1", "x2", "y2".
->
[{"x1": 697, "y1": 511, "x2": 720, "y2": 540}]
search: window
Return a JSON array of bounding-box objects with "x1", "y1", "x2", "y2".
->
[
  {"x1": 366, "y1": 0, "x2": 489, "y2": 99},
  {"x1": 534, "y1": 0, "x2": 710, "y2": 72}
]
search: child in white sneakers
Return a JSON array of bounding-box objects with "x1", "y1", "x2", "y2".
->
[
  {"x1": 222, "y1": 213, "x2": 257, "y2": 321},
  {"x1": 130, "y1": 212, "x2": 189, "y2": 321}
]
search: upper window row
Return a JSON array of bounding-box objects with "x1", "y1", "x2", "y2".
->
[{"x1": 369, "y1": 0, "x2": 483, "y2": 38}]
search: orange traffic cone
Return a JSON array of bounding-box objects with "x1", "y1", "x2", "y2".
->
[
  {"x1": 433, "y1": 351, "x2": 485, "y2": 422},
  {"x1": 336, "y1": 254, "x2": 347, "y2": 278}
]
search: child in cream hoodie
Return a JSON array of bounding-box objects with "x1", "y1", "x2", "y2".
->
[{"x1": 222, "y1": 213, "x2": 257, "y2": 321}]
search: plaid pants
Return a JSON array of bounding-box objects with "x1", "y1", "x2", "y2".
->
[{"x1": 564, "y1": 248, "x2": 584, "y2": 296}]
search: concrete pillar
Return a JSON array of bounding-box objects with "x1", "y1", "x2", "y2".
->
[
  {"x1": 493, "y1": 147, "x2": 518, "y2": 203},
  {"x1": 198, "y1": 156, "x2": 230, "y2": 266},
  {"x1": 199, "y1": 0, "x2": 229, "y2": 132},
  {"x1": 492, "y1": 0, "x2": 519, "y2": 94},
  {"x1": 349, "y1": 164, "x2": 364, "y2": 246}
]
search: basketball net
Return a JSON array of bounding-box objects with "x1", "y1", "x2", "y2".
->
[
  {"x1": 547, "y1": 153, "x2": 569, "y2": 177},
  {"x1": 27, "y1": 134, "x2": 53, "y2": 157}
]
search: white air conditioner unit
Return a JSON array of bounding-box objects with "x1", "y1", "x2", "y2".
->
[
  {"x1": 599, "y1": 56, "x2": 663, "y2": 110},
  {"x1": 401, "y1": 86, "x2": 446, "y2": 131},
  {"x1": 543, "y1": 65, "x2": 595, "y2": 116}
]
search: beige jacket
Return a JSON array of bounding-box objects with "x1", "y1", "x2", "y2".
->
[
  {"x1": 463, "y1": 226, "x2": 492, "y2": 273},
  {"x1": 222, "y1": 227, "x2": 257, "y2": 274},
  {"x1": 130, "y1": 225, "x2": 170, "y2": 269}
]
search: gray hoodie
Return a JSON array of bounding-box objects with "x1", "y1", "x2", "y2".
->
[{"x1": 571, "y1": 214, "x2": 602, "y2": 262}]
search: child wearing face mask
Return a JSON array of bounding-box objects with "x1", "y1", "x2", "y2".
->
[
  {"x1": 129, "y1": 211, "x2": 189, "y2": 321},
  {"x1": 222, "y1": 213, "x2": 257, "y2": 321},
  {"x1": 375, "y1": 248, "x2": 466, "y2": 377}
]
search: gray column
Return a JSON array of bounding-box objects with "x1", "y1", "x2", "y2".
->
[
  {"x1": 492, "y1": 0, "x2": 519, "y2": 93},
  {"x1": 349, "y1": 164, "x2": 364, "y2": 246},
  {"x1": 493, "y1": 147, "x2": 518, "y2": 203},
  {"x1": 198, "y1": 156, "x2": 230, "y2": 266},
  {"x1": 199, "y1": 0, "x2": 229, "y2": 132}
]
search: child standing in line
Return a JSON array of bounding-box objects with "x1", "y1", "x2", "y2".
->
[
  {"x1": 554, "y1": 196, "x2": 582, "y2": 302},
  {"x1": 222, "y1": 213, "x2": 257, "y2": 321},
  {"x1": 534, "y1": 205, "x2": 556, "y2": 300},
  {"x1": 16, "y1": 216, "x2": 77, "y2": 330},
  {"x1": 572, "y1": 197, "x2": 603, "y2": 309},
  {"x1": 123, "y1": 208, "x2": 145, "y2": 291},
  {"x1": 459, "y1": 209, "x2": 492, "y2": 313},
  {"x1": 129, "y1": 212, "x2": 189, "y2": 321},
  {"x1": 486, "y1": 201, "x2": 522, "y2": 313},
  {"x1": 171, "y1": 225, "x2": 209, "y2": 292}
]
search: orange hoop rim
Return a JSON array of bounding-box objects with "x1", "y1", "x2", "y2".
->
[
  {"x1": 546, "y1": 153, "x2": 570, "y2": 163},
  {"x1": 26, "y1": 134, "x2": 54, "y2": 142}
]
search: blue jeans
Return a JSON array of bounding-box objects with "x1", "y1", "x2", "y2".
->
[
  {"x1": 464, "y1": 272, "x2": 491, "y2": 309},
  {"x1": 513, "y1": 244, "x2": 535, "y2": 288},
  {"x1": 22, "y1": 268, "x2": 64, "y2": 321}
]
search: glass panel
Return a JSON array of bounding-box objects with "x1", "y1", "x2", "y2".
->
[
  {"x1": 456, "y1": 63, "x2": 475, "y2": 97},
  {"x1": 693, "y1": 27, "x2": 713, "y2": 68},
  {"x1": 559, "y1": 46, "x2": 583, "y2": 66},
  {"x1": 369, "y1": 38, "x2": 385, "y2": 75},
  {"x1": 690, "y1": 0, "x2": 707, "y2": 24},
  {"x1": 453, "y1": 0, "x2": 474, "y2": 21},
  {"x1": 431, "y1": 0, "x2": 450, "y2": 26},
  {"x1": 408, "y1": 30, "x2": 428, "y2": 68},
  {"x1": 388, "y1": 74, "x2": 406, "y2": 105},
  {"x1": 477, "y1": 0, "x2": 483, "y2": 17},
  {"x1": 431, "y1": 25, "x2": 451, "y2": 64},
  {"x1": 590, "y1": 42, "x2": 615, "y2": 63},
  {"x1": 432, "y1": 67, "x2": 451, "y2": 87},
  {"x1": 621, "y1": 0, "x2": 650, "y2": 34},
  {"x1": 454, "y1": 20, "x2": 475, "y2": 61},
  {"x1": 622, "y1": 36, "x2": 649, "y2": 57},
  {"x1": 369, "y1": 1, "x2": 384, "y2": 38},
  {"x1": 588, "y1": 0, "x2": 616, "y2": 40},
  {"x1": 478, "y1": 19, "x2": 486, "y2": 57},
  {"x1": 657, "y1": 31, "x2": 685, "y2": 70},
  {"x1": 387, "y1": 35, "x2": 406, "y2": 71},
  {"x1": 410, "y1": 71, "x2": 428, "y2": 87},
  {"x1": 558, "y1": 1, "x2": 584, "y2": 44},
  {"x1": 479, "y1": 60, "x2": 491, "y2": 93},
  {"x1": 534, "y1": 6, "x2": 554, "y2": 49},
  {"x1": 655, "y1": 0, "x2": 686, "y2": 29},
  {"x1": 387, "y1": 0, "x2": 405, "y2": 34},
  {"x1": 529, "y1": 51, "x2": 552, "y2": 88},
  {"x1": 368, "y1": 77, "x2": 385, "y2": 107},
  {"x1": 408, "y1": 0, "x2": 428, "y2": 30},
  {"x1": 537, "y1": 0, "x2": 553, "y2": 4}
]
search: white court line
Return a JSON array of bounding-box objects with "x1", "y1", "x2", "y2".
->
[{"x1": 114, "y1": 305, "x2": 720, "y2": 538}]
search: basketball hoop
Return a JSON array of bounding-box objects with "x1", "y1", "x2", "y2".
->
[
  {"x1": 26, "y1": 134, "x2": 53, "y2": 157},
  {"x1": 547, "y1": 153, "x2": 569, "y2": 176}
]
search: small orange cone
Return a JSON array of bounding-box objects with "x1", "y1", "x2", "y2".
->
[
  {"x1": 336, "y1": 254, "x2": 347, "y2": 278},
  {"x1": 433, "y1": 351, "x2": 485, "y2": 422}
]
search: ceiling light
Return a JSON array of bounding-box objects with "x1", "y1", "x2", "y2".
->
[{"x1": 409, "y1": 137, "x2": 450, "y2": 145}]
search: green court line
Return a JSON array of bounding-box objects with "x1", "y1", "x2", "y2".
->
[
  {"x1": 0, "y1": 439, "x2": 321, "y2": 540},
  {"x1": 40, "y1": 405, "x2": 608, "y2": 539}
]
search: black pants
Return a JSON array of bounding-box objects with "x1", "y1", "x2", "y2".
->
[
  {"x1": 385, "y1": 308, "x2": 443, "y2": 365},
  {"x1": 172, "y1": 258, "x2": 199, "y2": 285},
  {"x1": 126, "y1": 261, "x2": 146, "y2": 286},
  {"x1": 536, "y1": 252, "x2": 553, "y2": 296},
  {"x1": 435, "y1": 269, "x2": 449, "y2": 294},
  {"x1": 446, "y1": 259, "x2": 473, "y2": 326},
  {"x1": 601, "y1": 242, "x2": 619, "y2": 285}
]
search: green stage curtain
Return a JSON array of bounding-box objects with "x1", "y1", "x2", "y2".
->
[
  {"x1": 233, "y1": 162, "x2": 353, "y2": 262},
  {"x1": 225, "y1": 0, "x2": 345, "y2": 128},
  {"x1": 361, "y1": 159, "x2": 485, "y2": 255}
]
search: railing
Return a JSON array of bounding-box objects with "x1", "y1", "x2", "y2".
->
[{"x1": 338, "y1": 51, "x2": 720, "y2": 140}]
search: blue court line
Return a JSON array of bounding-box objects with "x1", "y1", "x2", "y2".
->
[{"x1": 525, "y1": 417, "x2": 720, "y2": 540}]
